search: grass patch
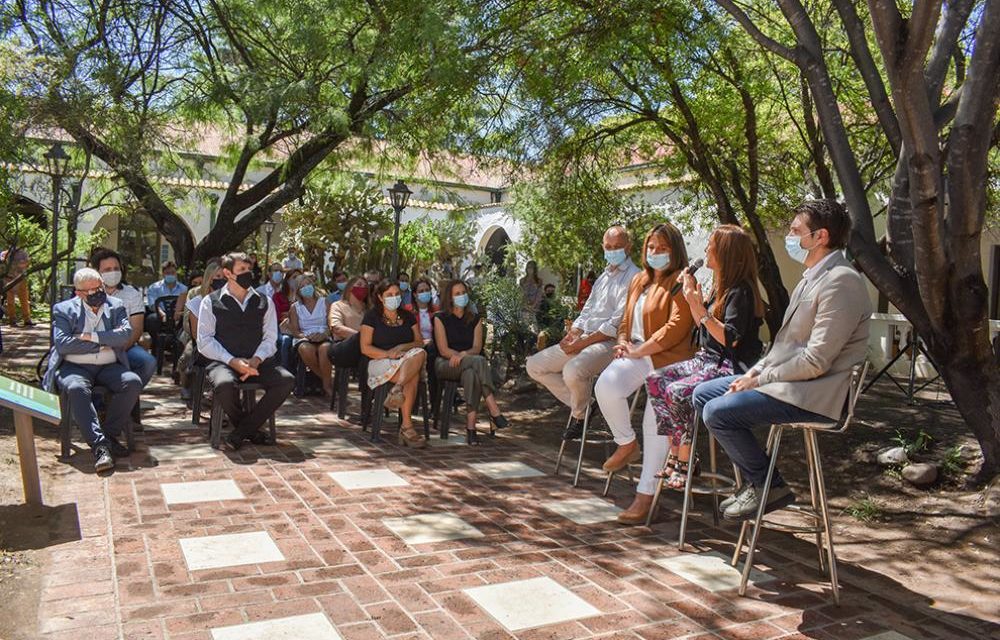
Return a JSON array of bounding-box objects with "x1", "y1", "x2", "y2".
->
[{"x1": 843, "y1": 493, "x2": 885, "y2": 523}]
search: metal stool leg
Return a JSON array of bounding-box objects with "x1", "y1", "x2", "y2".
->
[
  {"x1": 555, "y1": 412, "x2": 573, "y2": 475},
  {"x1": 732, "y1": 426, "x2": 778, "y2": 567},
  {"x1": 803, "y1": 429, "x2": 826, "y2": 573},
  {"x1": 572, "y1": 400, "x2": 594, "y2": 487},
  {"x1": 738, "y1": 426, "x2": 784, "y2": 596},
  {"x1": 675, "y1": 412, "x2": 701, "y2": 544},
  {"x1": 808, "y1": 429, "x2": 840, "y2": 603}
]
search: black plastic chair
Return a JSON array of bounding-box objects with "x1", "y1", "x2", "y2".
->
[
  {"x1": 58, "y1": 386, "x2": 139, "y2": 461},
  {"x1": 330, "y1": 365, "x2": 358, "y2": 419},
  {"x1": 362, "y1": 378, "x2": 431, "y2": 443},
  {"x1": 208, "y1": 381, "x2": 277, "y2": 449},
  {"x1": 153, "y1": 295, "x2": 181, "y2": 376},
  {"x1": 431, "y1": 378, "x2": 496, "y2": 440}
]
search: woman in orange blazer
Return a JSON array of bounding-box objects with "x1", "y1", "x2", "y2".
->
[{"x1": 594, "y1": 222, "x2": 696, "y2": 524}]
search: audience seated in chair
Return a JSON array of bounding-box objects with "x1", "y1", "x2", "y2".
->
[
  {"x1": 596, "y1": 222, "x2": 696, "y2": 525},
  {"x1": 43, "y1": 267, "x2": 142, "y2": 473},
  {"x1": 693, "y1": 200, "x2": 871, "y2": 520},
  {"x1": 177, "y1": 261, "x2": 222, "y2": 400},
  {"x1": 145, "y1": 261, "x2": 187, "y2": 356},
  {"x1": 197, "y1": 252, "x2": 294, "y2": 451},
  {"x1": 432, "y1": 279, "x2": 508, "y2": 445},
  {"x1": 360, "y1": 279, "x2": 427, "y2": 449},
  {"x1": 288, "y1": 272, "x2": 332, "y2": 395},
  {"x1": 91, "y1": 247, "x2": 157, "y2": 387}
]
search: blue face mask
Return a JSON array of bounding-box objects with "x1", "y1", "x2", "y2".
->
[
  {"x1": 271, "y1": 271, "x2": 283, "y2": 284},
  {"x1": 336, "y1": 281, "x2": 347, "y2": 291},
  {"x1": 164, "y1": 274, "x2": 177, "y2": 285},
  {"x1": 784, "y1": 232, "x2": 815, "y2": 264},
  {"x1": 646, "y1": 251, "x2": 670, "y2": 271},
  {"x1": 417, "y1": 291, "x2": 433, "y2": 304},
  {"x1": 453, "y1": 293, "x2": 469, "y2": 308},
  {"x1": 299, "y1": 284, "x2": 315, "y2": 298},
  {"x1": 384, "y1": 295, "x2": 402, "y2": 311},
  {"x1": 399, "y1": 281, "x2": 410, "y2": 291},
  {"x1": 604, "y1": 248, "x2": 626, "y2": 267}
]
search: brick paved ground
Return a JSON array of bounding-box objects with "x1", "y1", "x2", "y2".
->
[{"x1": 4, "y1": 325, "x2": 999, "y2": 640}]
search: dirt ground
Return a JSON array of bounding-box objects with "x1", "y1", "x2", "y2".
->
[{"x1": 0, "y1": 323, "x2": 997, "y2": 637}]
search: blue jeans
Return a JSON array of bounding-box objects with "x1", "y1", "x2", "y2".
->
[
  {"x1": 693, "y1": 376, "x2": 834, "y2": 488},
  {"x1": 128, "y1": 345, "x2": 157, "y2": 387}
]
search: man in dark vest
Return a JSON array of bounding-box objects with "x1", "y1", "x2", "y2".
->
[{"x1": 197, "y1": 252, "x2": 294, "y2": 450}]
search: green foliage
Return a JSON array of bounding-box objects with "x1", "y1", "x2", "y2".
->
[
  {"x1": 474, "y1": 262, "x2": 535, "y2": 378},
  {"x1": 843, "y1": 493, "x2": 885, "y2": 524},
  {"x1": 939, "y1": 445, "x2": 966, "y2": 479},
  {"x1": 892, "y1": 429, "x2": 934, "y2": 457}
]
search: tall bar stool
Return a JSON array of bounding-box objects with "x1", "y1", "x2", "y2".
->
[
  {"x1": 554, "y1": 377, "x2": 611, "y2": 487},
  {"x1": 645, "y1": 411, "x2": 741, "y2": 538},
  {"x1": 731, "y1": 363, "x2": 869, "y2": 603}
]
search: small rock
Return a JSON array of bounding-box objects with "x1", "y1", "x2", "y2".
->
[
  {"x1": 902, "y1": 462, "x2": 938, "y2": 487},
  {"x1": 877, "y1": 446, "x2": 909, "y2": 466}
]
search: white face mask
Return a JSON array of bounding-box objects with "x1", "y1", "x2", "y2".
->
[{"x1": 101, "y1": 270, "x2": 122, "y2": 287}]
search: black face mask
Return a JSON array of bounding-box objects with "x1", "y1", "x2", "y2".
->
[
  {"x1": 210, "y1": 278, "x2": 226, "y2": 291},
  {"x1": 85, "y1": 290, "x2": 108, "y2": 308},
  {"x1": 234, "y1": 271, "x2": 256, "y2": 290}
]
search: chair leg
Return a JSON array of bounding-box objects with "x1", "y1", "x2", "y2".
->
[
  {"x1": 732, "y1": 426, "x2": 777, "y2": 567},
  {"x1": 602, "y1": 470, "x2": 614, "y2": 496},
  {"x1": 209, "y1": 399, "x2": 222, "y2": 449},
  {"x1": 555, "y1": 412, "x2": 573, "y2": 475},
  {"x1": 677, "y1": 412, "x2": 702, "y2": 546},
  {"x1": 572, "y1": 400, "x2": 593, "y2": 488},
  {"x1": 738, "y1": 426, "x2": 784, "y2": 596},
  {"x1": 192, "y1": 367, "x2": 205, "y2": 426},
  {"x1": 803, "y1": 429, "x2": 826, "y2": 574},
  {"x1": 441, "y1": 383, "x2": 457, "y2": 440},
  {"x1": 371, "y1": 385, "x2": 389, "y2": 443},
  {"x1": 709, "y1": 432, "x2": 720, "y2": 527},
  {"x1": 330, "y1": 369, "x2": 339, "y2": 412},
  {"x1": 420, "y1": 381, "x2": 430, "y2": 440},
  {"x1": 808, "y1": 429, "x2": 840, "y2": 604}
]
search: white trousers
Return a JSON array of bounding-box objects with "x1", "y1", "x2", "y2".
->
[
  {"x1": 594, "y1": 356, "x2": 668, "y2": 495},
  {"x1": 526, "y1": 341, "x2": 615, "y2": 419}
]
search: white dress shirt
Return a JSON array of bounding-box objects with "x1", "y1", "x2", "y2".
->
[
  {"x1": 572, "y1": 258, "x2": 641, "y2": 337},
  {"x1": 197, "y1": 284, "x2": 278, "y2": 365},
  {"x1": 64, "y1": 303, "x2": 117, "y2": 365}
]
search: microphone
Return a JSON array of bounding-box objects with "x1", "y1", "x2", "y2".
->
[{"x1": 670, "y1": 258, "x2": 705, "y2": 296}]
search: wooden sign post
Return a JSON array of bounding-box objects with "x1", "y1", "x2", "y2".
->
[{"x1": 0, "y1": 375, "x2": 61, "y2": 506}]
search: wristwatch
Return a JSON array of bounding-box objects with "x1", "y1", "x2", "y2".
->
[{"x1": 699, "y1": 313, "x2": 710, "y2": 326}]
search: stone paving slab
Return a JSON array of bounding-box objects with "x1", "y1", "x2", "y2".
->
[{"x1": 22, "y1": 374, "x2": 1000, "y2": 640}]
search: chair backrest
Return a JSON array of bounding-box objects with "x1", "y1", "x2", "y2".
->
[
  {"x1": 836, "y1": 361, "x2": 870, "y2": 433},
  {"x1": 156, "y1": 295, "x2": 180, "y2": 331}
]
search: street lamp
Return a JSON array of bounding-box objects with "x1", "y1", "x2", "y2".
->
[
  {"x1": 387, "y1": 179, "x2": 412, "y2": 279},
  {"x1": 43, "y1": 143, "x2": 71, "y2": 307},
  {"x1": 262, "y1": 216, "x2": 277, "y2": 272}
]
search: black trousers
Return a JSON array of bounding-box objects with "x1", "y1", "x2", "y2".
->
[
  {"x1": 206, "y1": 360, "x2": 294, "y2": 439},
  {"x1": 327, "y1": 333, "x2": 362, "y2": 369}
]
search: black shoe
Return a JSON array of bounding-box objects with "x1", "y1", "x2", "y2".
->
[
  {"x1": 453, "y1": 393, "x2": 465, "y2": 407},
  {"x1": 23, "y1": 320, "x2": 35, "y2": 327},
  {"x1": 466, "y1": 428, "x2": 481, "y2": 446},
  {"x1": 93, "y1": 445, "x2": 114, "y2": 473},
  {"x1": 489, "y1": 414, "x2": 509, "y2": 430},
  {"x1": 723, "y1": 484, "x2": 795, "y2": 520},
  {"x1": 249, "y1": 430, "x2": 275, "y2": 446},
  {"x1": 107, "y1": 437, "x2": 131, "y2": 458},
  {"x1": 222, "y1": 433, "x2": 245, "y2": 452},
  {"x1": 562, "y1": 418, "x2": 585, "y2": 441}
]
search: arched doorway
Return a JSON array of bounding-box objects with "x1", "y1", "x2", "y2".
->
[{"x1": 482, "y1": 227, "x2": 511, "y2": 276}]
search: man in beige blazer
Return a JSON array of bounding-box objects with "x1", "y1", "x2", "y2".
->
[{"x1": 693, "y1": 200, "x2": 871, "y2": 520}]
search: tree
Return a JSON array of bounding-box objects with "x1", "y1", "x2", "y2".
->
[
  {"x1": 716, "y1": 0, "x2": 1000, "y2": 480},
  {"x1": 9, "y1": 0, "x2": 531, "y2": 268}
]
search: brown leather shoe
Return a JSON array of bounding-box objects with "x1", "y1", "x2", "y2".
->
[
  {"x1": 617, "y1": 493, "x2": 654, "y2": 525},
  {"x1": 602, "y1": 440, "x2": 640, "y2": 473}
]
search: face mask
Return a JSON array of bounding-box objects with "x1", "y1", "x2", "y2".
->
[
  {"x1": 545, "y1": 291, "x2": 555, "y2": 298},
  {"x1": 384, "y1": 295, "x2": 402, "y2": 311},
  {"x1": 85, "y1": 290, "x2": 108, "y2": 308},
  {"x1": 399, "y1": 281, "x2": 410, "y2": 291},
  {"x1": 417, "y1": 291, "x2": 433, "y2": 305},
  {"x1": 646, "y1": 251, "x2": 670, "y2": 271},
  {"x1": 784, "y1": 232, "x2": 815, "y2": 264},
  {"x1": 101, "y1": 270, "x2": 122, "y2": 287},
  {"x1": 604, "y1": 248, "x2": 626, "y2": 267},
  {"x1": 271, "y1": 271, "x2": 283, "y2": 284},
  {"x1": 336, "y1": 281, "x2": 347, "y2": 291},
  {"x1": 211, "y1": 278, "x2": 226, "y2": 291},
  {"x1": 299, "y1": 284, "x2": 315, "y2": 298},
  {"x1": 234, "y1": 272, "x2": 256, "y2": 290},
  {"x1": 164, "y1": 274, "x2": 177, "y2": 286},
  {"x1": 453, "y1": 293, "x2": 469, "y2": 308},
  {"x1": 351, "y1": 286, "x2": 368, "y2": 301}
]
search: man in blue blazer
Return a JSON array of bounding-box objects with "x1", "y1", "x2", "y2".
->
[{"x1": 44, "y1": 268, "x2": 142, "y2": 472}]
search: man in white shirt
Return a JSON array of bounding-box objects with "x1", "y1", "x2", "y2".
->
[
  {"x1": 256, "y1": 262, "x2": 284, "y2": 298},
  {"x1": 91, "y1": 248, "x2": 157, "y2": 387},
  {"x1": 526, "y1": 226, "x2": 640, "y2": 440},
  {"x1": 198, "y1": 252, "x2": 294, "y2": 451},
  {"x1": 282, "y1": 250, "x2": 303, "y2": 271},
  {"x1": 44, "y1": 268, "x2": 141, "y2": 473}
]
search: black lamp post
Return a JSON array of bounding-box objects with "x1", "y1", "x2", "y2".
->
[
  {"x1": 43, "y1": 143, "x2": 71, "y2": 306},
  {"x1": 387, "y1": 179, "x2": 412, "y2": 279},
  {"x1": 262, "y1": 216, "x2": 277, "y2": 273}
]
